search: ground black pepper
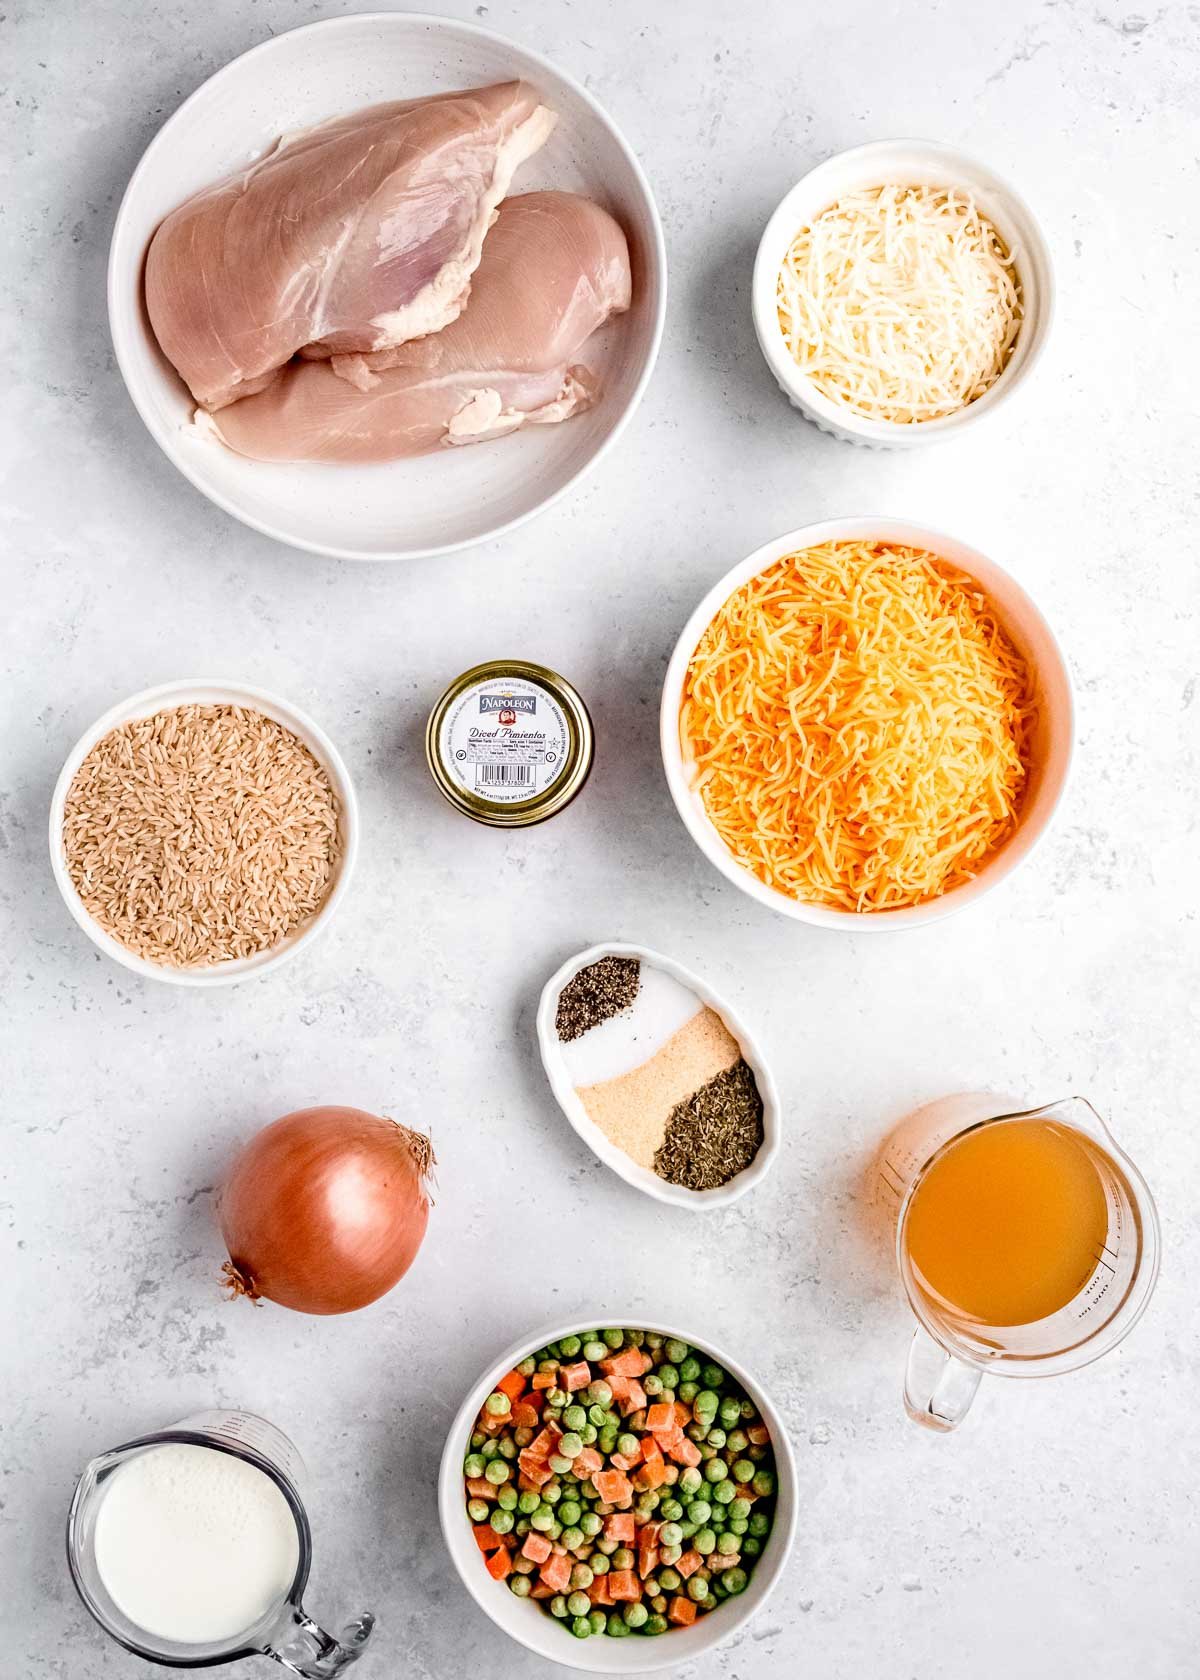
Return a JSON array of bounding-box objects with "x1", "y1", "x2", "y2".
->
[
  {"x1": 555, "y1": 956, "x2": 641, "y2": 1042},
  {"x1": 653, "y1": 1059, "x2": 764, "y2": 1190}
]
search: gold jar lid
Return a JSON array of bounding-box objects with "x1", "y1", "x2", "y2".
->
[{"x1": 426, "y1": 660, "x2": 594, "y2": 828}]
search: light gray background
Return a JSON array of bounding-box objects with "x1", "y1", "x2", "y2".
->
[{"x1": 3, "y1": 2, "x2": 1197, "y2": 1676}]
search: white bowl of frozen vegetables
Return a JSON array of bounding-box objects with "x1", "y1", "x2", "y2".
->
[
  {"x1": 438, "y1": 1317, "x2": 796, "y2": 1670},
  {"x1": 536, "y1": 943, "x2": 780, "y2": 1209}
]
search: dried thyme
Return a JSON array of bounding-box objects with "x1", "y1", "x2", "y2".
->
[
  {"x1": 555, "y1": 956, "x2": 641, "y2": 1042},
  {"x1": 653, "y1": 1059, "x2": 764, "y2": 1190}
]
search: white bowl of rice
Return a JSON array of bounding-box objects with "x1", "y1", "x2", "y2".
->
[
  {"x1": 752, "y1": 140, "x2": 1055, "y2": 448},
  {"x1": 660, "y1": 518, "x2": 1073, "y2": 931},
  {"x1": 49, "y1": 679, "x2": 358, "y2": 986}
]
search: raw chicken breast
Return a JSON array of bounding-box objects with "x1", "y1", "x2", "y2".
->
[
  {"x1": 210, "y1": 193, "x2": 632, "y2": 464},
  {"x1": 146, "y1": 84, "x2": 555, "y2": 411}
]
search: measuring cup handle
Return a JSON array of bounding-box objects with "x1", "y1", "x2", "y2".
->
[
  {"x1": 903, "y1": 1328, "x2": 982, "y2": 1432},
  {"x1": 265, "y1": 1607, "x2": 375, "y2": 1677}
]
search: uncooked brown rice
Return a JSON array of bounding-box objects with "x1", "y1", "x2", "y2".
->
[{"x1": 62, "y1": 704, "x2": 342, "y2": 968}]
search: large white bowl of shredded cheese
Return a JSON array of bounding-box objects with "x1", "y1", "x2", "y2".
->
[
  {"x1": 660, "y1": 518, "x2": 1073, "y2": 930},
  {"x1": 752, "y1": 140, "x2": 1054, "y2": 448}
]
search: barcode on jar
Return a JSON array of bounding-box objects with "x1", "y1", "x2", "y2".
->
[{"x1": 478, "y1": 763, "x2": 534, "y2": 788}]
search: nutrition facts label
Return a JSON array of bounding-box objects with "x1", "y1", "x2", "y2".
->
[{"x1": 438, "y1": 675, "x2": 571, "y2": 805}]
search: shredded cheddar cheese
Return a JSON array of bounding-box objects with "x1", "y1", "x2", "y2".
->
[
  {"x1": 777, "y1": 186, "x2": 1023, "y2": 424},
  {"x1": 680, "y1": 541, "x2": 1037, "y2": 912}
]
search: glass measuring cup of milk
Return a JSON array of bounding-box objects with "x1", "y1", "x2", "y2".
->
[
  {"x1": 67, "y1": 1409, "x2": 373, "y2": 1672},
  {"x1": 876, "y1": 1095, "x2": 1160, "y2": 1432}
]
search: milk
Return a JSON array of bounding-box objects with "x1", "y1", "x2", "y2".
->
[{"x1": 93, "y1": 1441, "x2": 300, "y2": 1646}]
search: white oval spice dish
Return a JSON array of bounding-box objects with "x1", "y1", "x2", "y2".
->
[{"x1": 537, "y1": 942, "x2": 780, "y2": 1209}]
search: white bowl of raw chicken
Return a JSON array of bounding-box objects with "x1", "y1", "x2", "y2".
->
[{"x1": 108, "y1": 13, "x2": 666, "y2": 561}]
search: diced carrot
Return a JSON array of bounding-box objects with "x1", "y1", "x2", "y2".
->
[
  {"x1": 511, "y1": 1401, "x2": 540, "y2": 1429},
  {"x1": 669, "y1": 1595, "x2": 697, "y2": 1626},
  {"x1": 529, "y1": 1424, "x2": 562, "y2": 1458},
  {"x1": 593, "y1": 1469, "x2": 634, "y2": 1504},
  {"x1": 673, "y1": 1401, "x2": 693, "y2": 1428},
  {"x1": 484, "y1": 1548, "x2": 512, "y2": 1582},
  {"x1": 539, "y1": 1553, "x2": 571, "y2": 1592},
  {"x1": 640, "y1": 1520, "x2": 662, "y2": 1546},
  {"x1": 668, "y1": 1437, "x2": 702, "y2": 1468},
  {"x1": 518, "y1": 1452, "x2": 552, "y2": 1486},
  {"x1": 561, "y1": 1361, "x2": 592, "y2": 1391},
  {"x1": 574, "y1": 1447, "x2": 603, "y2": 1476},
  {"x1": 496, "y1": 1369, "x2": 526, "y2": 1402},
  {"x1": 675, "y1": 1549, "x2": 703, "y2": 1579},
  {"x1": 604, "y1": 1512, "x2": 636, "y2": 1543},
  {"x1": 465, "y1": 1477, "x2": 496, "y2": 1500},
  {"x1": 645, "y1": 1403, "x2": 674, "y2": 1434},
  {"x1": 530, "y1": 1583, "x2": 555, "y2": 1600},
  {"x1": 600, "y1": 1347, "x2": 651, "y2": 1378},
  {"x1": 531, "y1": 1370, "x2": 557, "y2": 1391},
  {"x1": 632, "y1": 1459, "x2": 667, "y2": 1492},
  {"x1": 606, "y1": 1373, "x2": 631, "y2": 1401},
  {"x1": 639, "y1": 1435, "x2": 664, "y2": 1465},
  {"x1": 610, "y1": 1451, "x2": 639, "y2": 1472},
  {"x1": 478, "y1": 1410, "x2": 508, "y2": 1436},
  {"x1": 656, "y1": 1426, "x2": 685, "y2": 1456},
  {"x1": 473, "y1": 1523, "x2": 504, "y2": 1553},
  {"x1": 608, "y1": 1569, "x2": 642, "y2": 1602},
  {"x1": 637, "y1": 1544, "x2": 659, "y2": 1578},
  {"x1": 617, "y1": 1380, "x2": 647, "y2": 1416},
  {"x1": 522, "y1": 1532, "x2": 552, "y2": 1564},
  {"x1": 587, "y1": 1575, "x2": 614, "y2": 1606},
  {"x1": 748, "y1": 1423, "x2": 771, "y2": 1446}
]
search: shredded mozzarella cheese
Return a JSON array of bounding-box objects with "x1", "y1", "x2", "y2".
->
[
  {"x1": 680, "y1": 541, "x2": 1037, "y2": 913},
  {"x1": 776, "y1": 185, "x2": 1023, "y2": 424}
]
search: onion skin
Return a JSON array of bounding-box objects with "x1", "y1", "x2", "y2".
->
[{"x1": 217, "y1": 1106, "x2": 433, "y2": 1315}]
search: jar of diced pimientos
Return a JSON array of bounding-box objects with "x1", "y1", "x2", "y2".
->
[{"x1": 426, "y1": 660, "x2": 594, "y2": 828}]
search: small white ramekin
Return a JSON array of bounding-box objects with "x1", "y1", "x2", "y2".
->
[
  {"x1": 439, "y1": 1314, "x2": 797, "y2": 1672},
  {"x1": 49, "y1": 679, "x2": 358, "y2": 986},
  {"x1": 536, "y1": 941, "x2": 780, "y2": 1209},
  {"x1": 660, "y1": 517, "x2": 1074, "y2": 932},
  {"x1": 752, "y1": 139, "x2": 1055, "y2": 448}
]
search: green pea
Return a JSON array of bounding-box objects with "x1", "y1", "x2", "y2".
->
[
  {"x1": 659, "y1": 1567, "x2": 681, "y2": 1592},
  {"x1": 729, "y1": 1517, "x2": 748, "y2": 1535},
  {"x1": 542, "y1": 1484, "x2": 562, "y2": 1506},
  {"x1": 489, "y1": 1509, "x2": 514, "y2": 1535},
  {"x1": 657, "y1": 1520, "x2": 682, "y2": 1547},
  {"x1": 617, "y1": 1432, "x2": 640, "y2": 1457},
  {"x1": 724, "y1": 1567, "x2": 748, "y2": 1594},
  {"x1": 583, "y1": 1340, "x2": 607, "y2": 1362},
  {"x1": 587, "y1": 1405, "x2": 608, "y2": 1427},
  {"x1": 678, "y1": 1381, "x2": 699, "y2": 1403},
  {"x1": 642, "y1": 1575, "x2": 659, "y2": 1596},
  {"x1": 603, "y1": 1328, "x2": 625, "y2": 1348},
  {"x1": 695, "y1": 1527, "x2": 716, "y2": 1554},
  {"x1": 732, "y1": 1458, "x2": 755, "y2": 1483},
  {"x1": 548, "y1": 1521, "x2": 563, "y2": 1540},
  {"x1": 706, "y1": 1427, "x2": 726, "y2": 1450},
  {"x1": 726, "y1": 1429, "x2": 749, "y2": 1454},
  {"x1": 679, "y1": 1357, "x2": 701, "y2": 1383},
  {"x1": 470, "y1": 1430, "x2": 485, "y2": 1449},
  {"x1": 598, "y1": 1428, "x2": 618, "y2": 1455},
  {"x1": 637, "y1": 1490, "x2": 661, "y2": 1513},
  {"x1": 625, "y1": 1602, "x2": 648, "y2": 1628},
  {"x1": 588, "y1": 1380, "x2": 613, "y2": 1406},
  {"x1": 464, "y1": 1452, "x2": 486, "y2": 1478},
  {"x1": 516, "y1": 1354, "x2": 536, "y2": 1377},
  {"x1": 713, "y1": 1479, "x2": 736, "y2": 1505},
  {"x1": 480, "y1": 1440, "x2": 499, "y2": 1461},
  {"x1": 688, "y1": 1496, "x2": 712, "y2": 1522},
  {"x1": 548, "y1": 1454, "x2": 571, "y2": 1474},
  {"x1": 514, "y1": 1518, "x2": 530, "y2": 1537},
  {"x1": 688, "y1": 1575, "x2": 710, "y2": 1602},
  {"x1": 497, "y1": 1486, "x2": 518, "y2": 1511},
  {"x1": 595, "y1": 1537, "x2": 618, "y2": 1556},
  {"x1": 749, "y1": 1511, "x2": 770, "y2": 1536},
  {"x1": 560, "y1": 1525, "x2": 584, "y2": 1550},
  {"x1": 679, "y1": 1466, "x2": 703, "y2": 1495},
  {"x1": 704, "y1": 1457, "x2": 729, "y2": 1484},
  {"x1": 658, "y1": 1387, "x2": 676, "y2": 1407},
  {"x1": 678, "y1": 1520, "x2": 697, "y2": 1539},
  {"x1": 665, "y1": 1339, "x2": 689, "y2": 1365},
  {"x1": 537, "y1": 1357, "x2": 557, "y2": 1373},
  {"x1": 563, "y1": 1404, "x2": 587, "y2": 1431},
  {"x1": 719, "y1": 1397, "x2": 741, "y2": 1426},
  {"x1": 558, "y1": 1335, "x2": 582, "y2": 1358},
  {"x1": 660, "y1": 1542, "x2": 682, "y2": 1565},
  {"x1": 657, "y1": 1363, "x2": 679, "y2": 1389},
  {"x1": 558, "y1": 1433, "x2": 583, "y2": 1459},
  {"x1": 659, "y1": 1498, "x2": 683, "y2": 1521},
  {"x1": 612, "y1": 1546, "x2": 635, "y2": 1570},
  {"x1": 740, "y1": 1399, "x2": 757, "y2": 1421},
  {"x1": 559, "y1": 1499, "x2": 582, "y2": 1526},
  {"x1": 530, "y1": 1507, "x2": 554, "y2": 1532},
  {"x1": 608, "y1": 1615, "x2": 630, "y2": 1638},
  {"x1": 547, "y1": 1387, "x2": 568, "y2": 1407},
  {"x1": 484, "y1": 1459, "x2": 510, "y2": 1485},
  {"x1": 580, "y1": 1511, "x2": 602, "y2": 1537},
  {"x1": 550, "y1": 1594, "x2": 569, "y2": 1618},
  {"x1": 742, "y1": 1534, "x2": 762, "y2": 1557},
  {"x1": 570, "y1": 1616, "x2": 591, "y2": 1638},
  {"x1": 508, "y1": 1573, "x2": 531, "y2": 1598},
  {"x1": 570, "y1": 1564, "x2": 594, "y2": 1590},
  {"x1": 644, "y1": 1332, "x2": 664, "y2": 1351},
  {"x1": 752, "y1": 1469, "x2": 776, "y2": 1498},
  {"x1": 484, "y1": 1392, "x2": 510, "y2": 1417},
  {"x1": 591, "y1": 1554, "x2": 610, "y2": 1576},
  {"x1": 643, "y1": 1373, "x2": 663, "y2": 1397},
  {"x1": 580, "y1": 1424, "x2": 597, "y2": 1445},
  {"x1": 467, "y1": 1498, "x2": 488, "y2": 1521},
  {"x1": 728, "y1": 1497, "x2": 752, "y2": 1521},
  {"x1": 694, "y1": 1389, "x2": 719, "y2": 1416},
  {"x1": 518, "y1": 1489, "x2": 540, "y2": 1515},
  {"x1": 717, "y1": 1531, "x2": 739, "y2": 1555},
  {"x1": 627, "y1": 1330, "x2": 646, "y2": 1347},
  {"x1": 748, "y1": 1444, "x2": 767, "y2": 1462},
  {"x1": 644, "y1": 1613, "x2": 668, "y2": 1635}
]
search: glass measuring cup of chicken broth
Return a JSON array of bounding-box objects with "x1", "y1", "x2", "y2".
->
[
  {"x1": 67, "y1": 1409, "x2": 373, "y2": 1672},
  {"x1": 876, "y1": 1095, "x2": 1159, "y2": 1431}
]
